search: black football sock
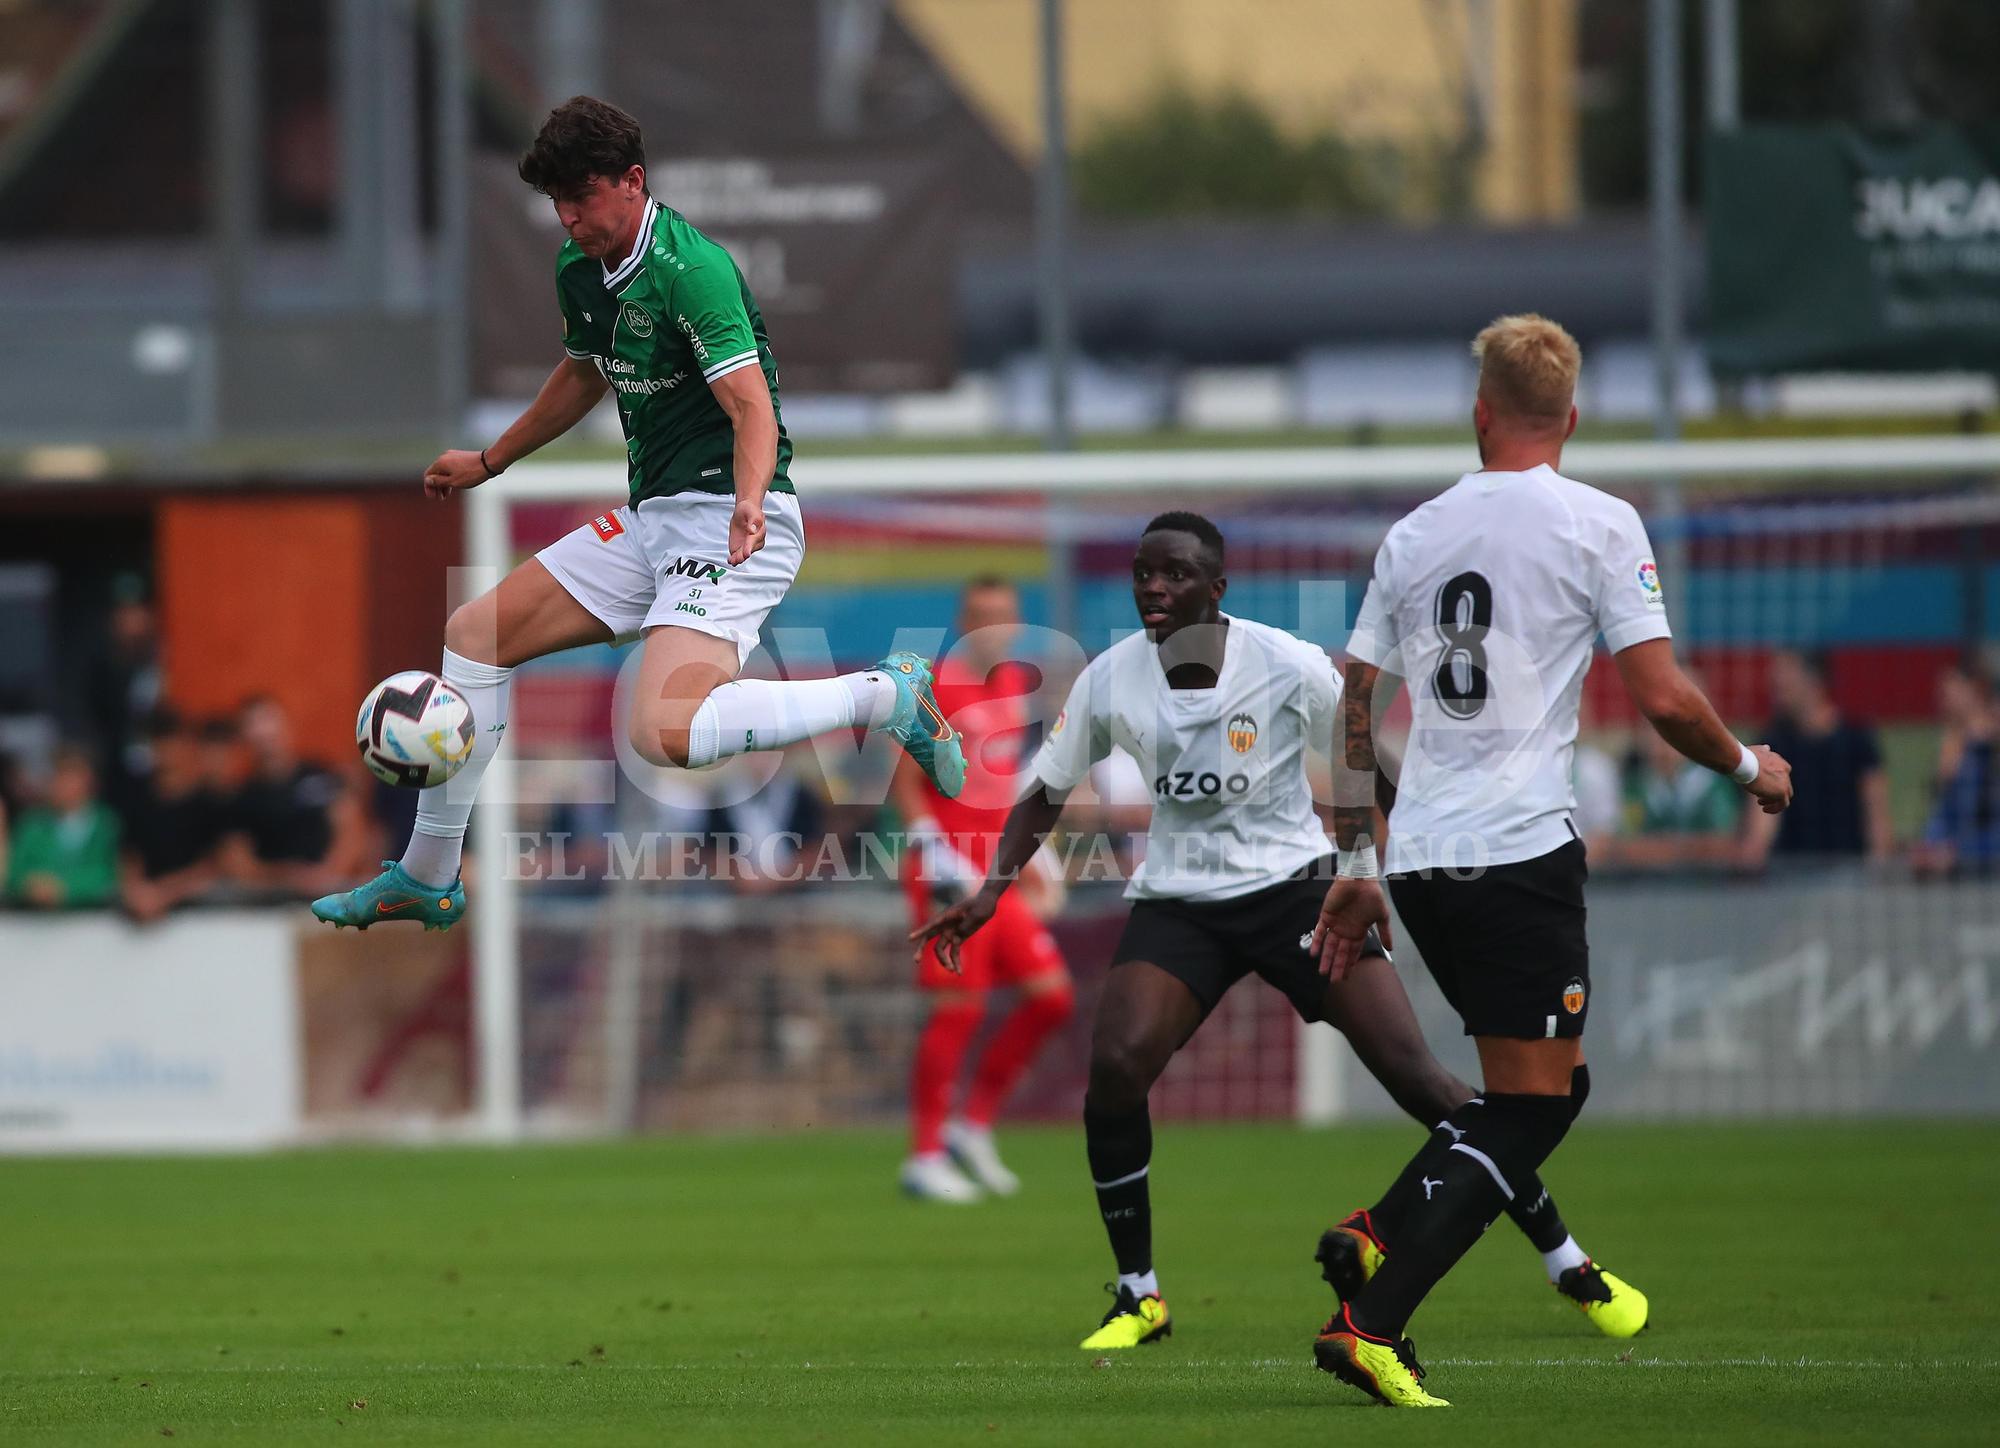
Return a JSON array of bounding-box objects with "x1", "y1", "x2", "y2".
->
[
  {"x1": 1503, "y1": 1171, "x2": 1569, "y2": 1254},
  {"x1": 1349, "y1": 1092, "x2": 1575, "y2": 1340},
  {"x1": 1565, "y1": 1064, "x2": 1592, "y2": 1119},
  {"x1": 1085, "y1": 1099, "x2": 1154, "y2": 1278},
  {"x1": 1365, "y1": 1100, "x2": 1485, "y2": 1247},
  {"x1": 1501, "y1": 1067, "x2": 1590, "y2": 1253}
]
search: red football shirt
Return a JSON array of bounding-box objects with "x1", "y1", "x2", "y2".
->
[{"x1": 911, "y1": 656, "x2": 1037, "y2": 872}]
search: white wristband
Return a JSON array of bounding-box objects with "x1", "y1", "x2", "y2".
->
[
  {"x1": 1730, "y1": 743, "x2": 1760, "y2": 786},
  {"x1": 1338, "y1": 844, "x2": 1379, "y2": 879}
]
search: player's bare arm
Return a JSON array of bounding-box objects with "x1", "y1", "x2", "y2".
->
[
  {"x1": 911, "y1": 783, "x2": 1067, "y2": 974},
  {"x1": 1613, "y1": 639, "x2": 1793, "y2": 814},
  {"x1": 1333, "y1": 661, "x2": 1385, "y2": 852},
  {"x1": 708, "y1": 365, "x2": 779, "y2": 564},
  {"x1": 1314, "y1": 660, "x2": 1396, "y2": 980},
  {"x1": 424, "y1": 356, "x2": 608, "y2": 499}
]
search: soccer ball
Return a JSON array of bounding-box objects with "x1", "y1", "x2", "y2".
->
[{"x1": 354, "y1": 671, "x2": 477, "y2": 789}]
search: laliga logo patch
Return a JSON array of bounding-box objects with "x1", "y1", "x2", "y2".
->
[
  {"x1": 1050, "y1": 708, "x2": 1067, "y2": 737},
  {"x1": 621, "y1": 302, "x2": 654, "y2": 338},
  {"x1": 1227, "y1": 712, "x2": 1258, "y2": 754},
  {"x1": 1636, "y1": 559, "x2": 1663, "y2": 602},
  {"x1": 1562, "y1": 977, "x2": 1587, "y2": 1015}
]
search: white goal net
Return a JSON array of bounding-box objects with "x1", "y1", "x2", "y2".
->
[{"x1": 463, "y1": 436, "x2": 2000, "y2": 1137}]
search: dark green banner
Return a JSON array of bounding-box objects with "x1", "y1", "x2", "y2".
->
[{"x1": 1707, "y1": 125, "x2": 2000, "y2": 374}]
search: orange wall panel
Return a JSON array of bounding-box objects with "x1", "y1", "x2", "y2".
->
[{"x1": 157, "y1": 498, "x2": 370, "y2": 768}]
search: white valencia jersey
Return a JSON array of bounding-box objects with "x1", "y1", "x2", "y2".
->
[
  {"x1": 1030, "y1": 615, "x2": 1338, "y2": 901},
  {"x1": 1348, "y1": 464, "x2": 1671, "y2": 874}
]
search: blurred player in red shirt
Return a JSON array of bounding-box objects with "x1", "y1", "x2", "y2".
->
[{"x1": 892, "y1": 577, "x2": 1074, "y2": 1201}]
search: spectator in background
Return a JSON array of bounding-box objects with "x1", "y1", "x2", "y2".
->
[
  {"x1": 1599, "y1": 726, "x2": 1743, "y2": 872},
  {"x1": 221, "y1": 694, "x2": 368, "y2": 897},
  {"x1": 1741, "y1": 649, "x2": 1890, "y2": 868},
  {"x1": 1570, "y1": 688, "x2": 1625, "y2": 858},
  {"x1": 0, "y1": 754, "x2": 26, "y2": 880},
  {"x1": 710, "y1": 742, "x2": 827, "y2": 893},
  {"x1": 195, "y1": 716, "x2": 241, "y2": 799},
  {"x1": 118, "y1": 710, "x2": 226, "y2": 922},
  {"x1": 5, "y1": 746, "x2": 120, "y2": 909},
  {"x1": 82, "y1": 573, "x2": 164, "y2": 810},
  {"x1": 1913, "y1": 662, "x2": 2000, "y2": 877},
  {"x1": 622, "y1": 743, "x2": 832, "y2": 893},
  {"x1": 509, "y1": 752, "x2": 619, "y2": 894}
]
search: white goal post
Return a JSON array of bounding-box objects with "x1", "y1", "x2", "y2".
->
[{"x1": 466, "y1": 434, "x2": 2000, "y2": 1138}]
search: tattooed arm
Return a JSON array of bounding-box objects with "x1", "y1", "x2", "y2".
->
[
  {"x1": 1313, "y1": 660, "x2": 1397, "y2": 980},
  {"x1": 1333, "y1": 661, "x2": 1383, "y2": 853}
]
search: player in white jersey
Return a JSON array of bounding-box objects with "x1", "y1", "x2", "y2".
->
[
  {"x1": 914, "y1": 512, "x2": 1642, "y2": 1355},
  {"x1": 1309, "y1": 315, "x2": 1795, "y2": 1408}
]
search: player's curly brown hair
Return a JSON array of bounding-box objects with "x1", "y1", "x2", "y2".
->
[{"x1": 517, "y1": 96, "x2": 646, "y2": 196}]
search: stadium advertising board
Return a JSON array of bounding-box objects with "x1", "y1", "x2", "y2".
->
[
  {"x1": 1707, "y1": 124, "x2": 2000, "y2": 374},
  {"x1": 0, "y1": 915, "x2": 301, "y2": 1152},
  {"x1": 1345, "y1": 874, "x2": 2000, "y2": 1119}
]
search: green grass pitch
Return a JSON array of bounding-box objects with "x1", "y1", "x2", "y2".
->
[{"x1": 5, "y1": 1122, "x2": 1996, "y2": 1446}]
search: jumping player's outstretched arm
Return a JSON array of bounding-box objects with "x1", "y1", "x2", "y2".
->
[
  {"x1": 423, "y1": 356, "x2": 608, "y2": 499},
  {"x1": 708, "y1": 366, "x2": 780, "y2": 564},
  {"x1": 1612, "y1": 639, "x2": 1793, "y2": 815},
  {"x1": 909, "y1": 783, "x2": 1068, "y2": 974}
]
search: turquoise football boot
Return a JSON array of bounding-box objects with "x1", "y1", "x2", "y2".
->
[
  {"x1": 877, "y1": 651, "x2": 967, "y2": 799},
  {"x1": 311, "y1": 860, "x2": 465, "y2": 932}
]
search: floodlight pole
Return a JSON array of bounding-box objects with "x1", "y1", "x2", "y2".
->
[
  {"x1": 1647, "y1": 0, "x2": 1683, "y2": 446},
  {"x1": 1703, "y1": 0, "x2": 1739, "y2": 131},
  {"x1": 1648, "y1": 0, "x2": 1690, "y2": 637},
  {"x1": 435, "y1": 0, "x2": 470, "y2": 442},
  {"x1": 1037, "y1": 0, "x2": 1074, "y2": 453},
  {"x1": 537, "y1": 0, "x2": 604, "y2": 106},
  {"x1": 203, "y1": 0, "x2": 256, "y2": 443}
]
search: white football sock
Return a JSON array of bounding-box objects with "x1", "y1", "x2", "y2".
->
[
  {"x1": 1117, "y1": 1269, "x2": 1159, "y2": 1300},
  {"x1": 1541, "y1": 1234, "x2": 1590, "y2": 1282},
  {"x1": 400, "y1": 648, "x2": 514, "y2": 887},
  {"x1": 682, "y1": 670, "x2": 896, "y2": 768},
  {"x1": 846, "y1": 669, "x2": 898, "y2": 728}
]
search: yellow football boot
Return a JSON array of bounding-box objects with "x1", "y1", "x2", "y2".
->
[
  {"x1": 1079, "y1": 1285, "x2": 1171, "y2": 1349},
  {"x1": 1556, "y1": 1260, "x2": 1649, "y2": 1338},
  {"x1": 1315, "y1": 1210, "x2": 1387, "y2": 1304},
  {"x1": 1313, "y1": 1305, "x2": 1450, "y2": 1408}
]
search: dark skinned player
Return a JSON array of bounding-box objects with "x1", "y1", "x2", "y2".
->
[{"x1": 914, "y1": 512, "x2": 1644, "y2": 1351}]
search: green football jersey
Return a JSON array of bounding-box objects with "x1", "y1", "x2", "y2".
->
[{"x1": 555, "y1": 198, "x2": 793, "y2": 505}]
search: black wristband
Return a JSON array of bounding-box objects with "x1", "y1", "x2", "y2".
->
[{"x1": 479, "y1": 448, "x2": 502, "y2": 479}]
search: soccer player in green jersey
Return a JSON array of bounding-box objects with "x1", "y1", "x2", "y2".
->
[{"x1": 314, "y1": 97, "x2": 964, "y2": 930}]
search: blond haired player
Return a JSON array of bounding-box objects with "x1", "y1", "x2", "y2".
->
[{"x1": 1310, "y1": 315, "x2": 1794, "y2": 1407}]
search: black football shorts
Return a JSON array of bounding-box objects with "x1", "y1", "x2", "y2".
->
[
  {"x1": 1110, "y1": 857, "x2": 1389, "y2": 1023},
  {"x1": 1388, "y1": 838, "x2": 1591, "y2": 1039}
]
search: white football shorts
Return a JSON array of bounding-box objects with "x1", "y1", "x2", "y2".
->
[{"x1": 534, "y1": 491, "x2": 804, "y2": 668}]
